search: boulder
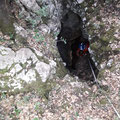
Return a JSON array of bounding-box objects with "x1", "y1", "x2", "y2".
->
[
  {"x1": 19, "y1": 0, "x2": 40, "y2": 12},
  {"x1": 0, "y1": 46, "x2": 56, "y2": 92}
]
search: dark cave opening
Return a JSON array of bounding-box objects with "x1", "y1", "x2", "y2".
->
[{"x1": 57, "y1": 10, "x2": 99, "y2": 83}]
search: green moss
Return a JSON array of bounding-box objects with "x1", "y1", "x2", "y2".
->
[
  {"x1": 0, "y1": 67, "x2": 9, "y2": 74},
  {"x1": 0, "y1": 62, "x2": 16, "y2": 75},
  {"x1": 0, "y1": 65, "x2": 56, "y2": 98},
  {"x1": 0, "y1": 85, "x2": 10, "y2": 92},
  {"x1": 42, "y1": 57, "x2": 49, "y2": 64},
  {"x1": 85, "y1": 0, "x2": 94, "y2": 7},
  {"x1": 0, "y1": 20, "x2": 15, "y2": 35},
  {"x1": 90, "y1": 32, "x2": 113, "y2": 64},
  {"x1": 96, "y1": 16, "x2": 102, "y2": 21},
  {"x1": 81, "y1": 87, "x2": 92, "y2": 93},
  {"x1": 61, "y1": 103, "x2": 70, "y2": 112},
  {"x1": 113, "y1": 48, "x2": 120, "y2": 55},
  {"x1": 100, "y1": 28, "x2": 116, "y2": 44},
  {"x1": 101, "y1": 46, "x2": 111, "y2": 52},
  {"x1": 37, "y1": 55, "x2": 49, "y2": 64},
  {"x1": 0, "y1": 37, "x2": 5, "y2": 42},
  {"x1": 109, "y1": 65, "x2": 116, "y2": 72},
  {"x1": 90, "y1": 42, "x2": 100, "y2": 50},
  {"x1": 88, "y1": 29, "x2": 94, "y2": 36},
  {"x1": 56, "y1": 61, "x2": 68, "y2": 78},
  {"x1": 99, "y1": 23, "x2": 105, "y2": 30},
  {"x1": 30, "y1": 48, "x2": 50, "y2": 64},
  {"x1": 15, "y1": 35, "x2": 28, "y2": 46},
  {"x1": 98, "y1": 69, "x2": 106, "y2": 79},
  {"x1": 86, "y1": 7, "x2": 94, "y2": 13},
  {"x1": 18, "y1": 69, "x2": 56, "y2": 99},
  {"x1": 83, "y1": 0, "x2": 118, "y2": 69},
  {"x1": 88, "y1": 24, "x2": 97, "y2": 35},
  {"x1": 100, "y1": 36, "x2": 108, "y2": 43},
  {"x1": 90, "y1": 92, "x2": 99, "y2": 99},
  {"x1": 19, "y1": 62, "x2": 27, "y2": 69},
  {"x1": 99, "y1": 98, "x2": 107, "y2": 105},
  {"x1": 35, "y1": 105, "x2": 44, "y2": 115},
  {"x1": 41, "y1": 17, "x2": 49, "y2": 24},
  {"x1": 23, "y1": 79, "x2": 56, "y2": 99},
  {"x1": 0, "y1": 76, "x2": 11, "y2": 92},
  {"x1": 101, "y1": 85, "x2": 109, "y2": 91},
  {"x1": 9, "y1": 63, "x2": 17, "y2": 71},
  {"x1": 100, "y1": 36, "x2": 114, "y2": 44},
  {"x1": 107, "y1": 27, "x2": 115, "y2": 35}
]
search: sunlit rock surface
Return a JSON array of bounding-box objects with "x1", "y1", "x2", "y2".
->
[
  {"x1": 0, "y1": 46, "x2": 56, "y2": 92},
  {"x1": 19, "y1": 0, "x2": 40, "y2": 12}
]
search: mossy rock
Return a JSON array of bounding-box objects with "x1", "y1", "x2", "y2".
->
[
  {"x1": 22, "y1": 78, "x2": 56, "y2": 99},
  {"x1": 56, "y1": 61, "x2": 68, "y2": 78},
  {"x1": 99, "y1": 98, "x2": 107, "y2": 105}
]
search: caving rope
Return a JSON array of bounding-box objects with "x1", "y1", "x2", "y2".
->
[{"x1": 88, "y1": 58, "x2": 120, "y2": 119}]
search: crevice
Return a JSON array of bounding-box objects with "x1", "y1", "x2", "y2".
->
[{"x1": 57, "y1": 10, "x2": 99, "y2": 83}]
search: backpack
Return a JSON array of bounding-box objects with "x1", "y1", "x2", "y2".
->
[{"x1": 77, "y1": 42, "x2": 89, "y2": 56}]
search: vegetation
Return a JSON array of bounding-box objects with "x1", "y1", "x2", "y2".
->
[
  {"x1": 33, "y1": 30, "x2": 45, "y2": 43},
  {"x1": 36, "y1": 6, "x2": 48, "y2": 17}
]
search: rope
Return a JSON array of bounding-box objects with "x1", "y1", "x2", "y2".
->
[{"x1": 88, "y1": 58, "x2": 120, "y2": 119}]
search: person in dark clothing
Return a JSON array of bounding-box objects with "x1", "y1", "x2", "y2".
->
[{"x1": 71, "y1": 38, "x2": 89, "y2": 70}]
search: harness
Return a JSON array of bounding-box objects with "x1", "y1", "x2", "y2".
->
[{"x1": 77, "y1": 42, "x2": 89, "y2": 56}]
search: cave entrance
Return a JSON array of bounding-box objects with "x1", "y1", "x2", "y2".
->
[{"x1": 57, "y1": 10, "x2": 99, "y2": 82}]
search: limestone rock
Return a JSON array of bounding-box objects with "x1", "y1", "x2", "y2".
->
[
  {"x1": 16, "y1": 69, "x2": 36, "y2": 83},
  {"x1": 19, "y1": 0, "x2": 40, "y2": 12},
  {"x1": 77, "y1": 0, "x2": 84, "y2": 4},
  {"x1": 14, "y1": 24, "x2": 28, "y2": 38},
  {"x1": 35, "y1": 60, "x2": 56, "y2": 82},
  {"x1": 35, "y1": 62, "x2": 51, "y2": 82},
  {"x1": 0, "y1": 46, "x2": 56, "y2": 92},
  {"x1": 15, "y1": 48, "x2": 38, "y2": 64},
  {"x1": 107, "y1": 59, "x2": 113, "y2": 68},
  {"x1": 39, "y1": 24, "x2": 50, "y2": 34},
  {"x1": 7, "y1": 64, "x2": 22, "y2": 77},
  {"x1": 0, "y1": 46, "x2": 15, "y2": 69}
]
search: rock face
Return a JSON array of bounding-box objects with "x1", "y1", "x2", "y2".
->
[
  {"x1": 19, "y1": 0, "x2": 40, "y2": 12},
  {"x1": 0, "y1": 0, "x2": 61, "y2": 94},
  {"x1": 0, "y1": 46, "x2": 56, "y2": 92},
  {"x1": 77, "y1": 0, "x2": 84, "y2": 4}
]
